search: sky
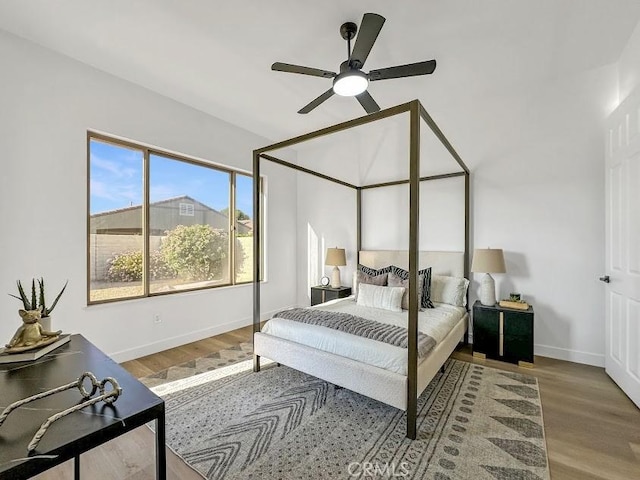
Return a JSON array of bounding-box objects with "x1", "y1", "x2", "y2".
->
[{"x1": 89, "y1": 139, "x2": 253, "y2": 217}]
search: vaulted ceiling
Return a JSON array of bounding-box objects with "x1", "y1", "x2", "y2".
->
[{"x1": 0, "y1": 0, "x2": 639, "y2": 144}]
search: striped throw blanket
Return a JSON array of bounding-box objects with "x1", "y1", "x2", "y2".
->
[{"x1": 274, "y1": 308, "x2": 436, "y2": 358}]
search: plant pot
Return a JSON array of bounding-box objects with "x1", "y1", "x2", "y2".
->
[{"x1": 40, "y1": 316, "x2": 52, "y2": 332}]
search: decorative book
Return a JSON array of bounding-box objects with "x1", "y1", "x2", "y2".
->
[
  {"x1": 499, "y1": 300, "x2": 530, "y2": 310},
  {"x1": 0, "y1": 334, "x2": 70, "y2": 364}
]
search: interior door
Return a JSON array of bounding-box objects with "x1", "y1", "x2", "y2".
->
[{"x1": 605, "y1": 90, "x2": 640, "y2": 408}]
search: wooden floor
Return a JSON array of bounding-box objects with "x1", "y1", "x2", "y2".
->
[{"x1": 35, "y1": 325, "x2": 640, "y2": 479}]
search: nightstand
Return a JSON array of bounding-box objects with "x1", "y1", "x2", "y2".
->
[
  {"x1": 310, "y1": 286, "x2": 352, "y2": 306},
  {"x1": 472, "y1": 300, "x2": 534, "y2": 367}
]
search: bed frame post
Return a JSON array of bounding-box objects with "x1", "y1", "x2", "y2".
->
[
  {"x1": 253, "y1": 150, "x2": 261, "y2": 373},
  {"x1": 464, "y1": 171, "x2": 470, "y2": 344},
  {"x1": 407, "y1": 100, "x2": 420, "y2": 440},
  {"x1": 356, "y1": 188, "x2": 362, "y2": 264}
]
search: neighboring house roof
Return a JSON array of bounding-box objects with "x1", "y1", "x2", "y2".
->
[
  {"x1": 90, "y1": 195, "x2": 251, "y2": 234},
  {"x1": 91, "y1": 195, "x2": 205, "y2": 218},
  {"x1": 239, "y1": 219, "x2": 253, "y2": 231}
]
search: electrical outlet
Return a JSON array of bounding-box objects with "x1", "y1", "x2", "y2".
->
[{"x1": 153, "y1": 314, "x2": 162, "y2": 324}]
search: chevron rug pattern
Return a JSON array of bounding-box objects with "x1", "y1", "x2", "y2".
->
[
  {"x1": 157, "y1": 359, "x2": 549, "y2": 479},
  {"x1": 140, "y1": 342, "x2": 253, "y2": 388}
]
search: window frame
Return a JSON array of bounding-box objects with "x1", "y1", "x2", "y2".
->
[
  {"x1": 86, "y1": 131, "x2": 262, "y2": 305},
  {"x1": 178, "y1": 202, "x2": 195, "y2": 216}
]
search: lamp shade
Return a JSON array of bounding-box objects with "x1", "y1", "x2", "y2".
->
[
  {"x1": 471, "y1": 248, "x2": 506, "y2": 273},
  {"x1": 325, "y1": 248, "x2": 346, "y2": 266}
]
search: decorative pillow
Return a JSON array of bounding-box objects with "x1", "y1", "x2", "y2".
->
[
  {"x1": 356, "y1": 284, "x2": 405, "y2": 312},
  {"x1": 431, "y1": 275, "x2": 469, "y2": 307},
  {"x1": 389, "y1": 266, "x2": 433, "y2": 309},
  {"x1": 354, "y1": 265, "x2": 392, "y2": 301},
  {"x1": 387, "y1": 271, "x2": 423, "y2": 311}
]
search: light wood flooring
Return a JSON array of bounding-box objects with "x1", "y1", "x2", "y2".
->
[{"x1": 34, "y1": 325, "x2": 640, "y2": 479}]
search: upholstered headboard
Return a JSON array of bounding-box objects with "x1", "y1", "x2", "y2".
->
[{"x1": 358, "y1": 250, "x2": 465, "y2": 278}]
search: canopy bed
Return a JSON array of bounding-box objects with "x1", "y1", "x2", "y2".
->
[{"x1": 252, "y1": 100, "x2": 469, "y2": 439}]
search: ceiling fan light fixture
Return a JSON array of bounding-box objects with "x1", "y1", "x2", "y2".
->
[{"x1": 332, "y1": 70, "x2": 368, "y2": 96}]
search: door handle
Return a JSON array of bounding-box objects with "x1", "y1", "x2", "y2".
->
[{"x1": 599, "y1": 275, "x2": 610, "y2": 283}]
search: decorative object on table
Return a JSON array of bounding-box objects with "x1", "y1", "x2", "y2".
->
[
  {"x1": 320, "y1": 275, "x2": 330, "y2": 286},
  {"x1": 4, "y1": 307, "x2": 62, "y2": 352},
  {"x1": 0, "y1": 334, "x2": 70, "y2": 364},
  {"x1": 499, "y1": 299, "x2": 530, "y2": 310},
  {"x1": 325, "y1": 247, "x2": 346, "y2": 288},
  {"x1": 471, "y1": 248, "x2": 506, "y2": 306},
  {"x1": 0, "y1": 371, "x2": 122, "y2": 452},
  {"x1": 9, "y1": 278, "x2": 68, "y2": 331},
  {"x1": 509, "y1": 292, "x2": 521, "y2": 301}
]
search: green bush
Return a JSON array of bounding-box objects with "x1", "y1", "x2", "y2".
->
[
  {"x1": 106, "y1": 224, "x2": 246, "y2": 283},
  {"x1": 150, "y1": 251, "x2": 177, "y2": 280},
  {"x1": 107, "y1": 251, "x2": 176, "y2": 282},
  {"x1": 161, "y1": 224, "x2": 229, "y2": 281},
  {"x1": 107, "y1": 251, "x2": 142, "y2": 282}
]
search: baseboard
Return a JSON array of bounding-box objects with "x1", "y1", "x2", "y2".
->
[
  {"x1": 466, "y1": 335, "x2": 604, "y2": 367},
  {"x1": 109, "y1": 307, "x2": 292, "y2": 363},
  {"x1": 534, "y1": 344, "x2": 605, "y2": 367}
]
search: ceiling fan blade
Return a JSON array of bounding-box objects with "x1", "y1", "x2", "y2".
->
[
  {"x1": 356, "y1": 91, "x2": 380, "y2": 114},
  {"x1": 349, "y1": 13, "x2": 385, "y2": 69},
  {"x1": 298, "y1": 88, "x2": 335, "y2": 114},
  {"x1": 272, "y1": 62, "x2": 336, "y2": 78},
  {"x1": 369, "y1": 60, "x2": 436, "y2": 81}
]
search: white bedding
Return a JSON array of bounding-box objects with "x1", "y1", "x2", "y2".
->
[{"x1": 262, "y1": 297, "x2": 465, "y2": 375}]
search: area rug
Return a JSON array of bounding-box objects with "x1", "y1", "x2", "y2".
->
[
  {"x1": 140, "y1": 342, "x2": 253, "y2": 388},
  {"x1": 154, "y1": 359, "x2": 549, "y2": 479}
]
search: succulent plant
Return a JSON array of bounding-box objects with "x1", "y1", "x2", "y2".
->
[{"x1": 9, "y1": 278, "x2": 68, "y2": 317}]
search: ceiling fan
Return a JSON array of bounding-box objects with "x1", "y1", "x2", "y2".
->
[{"x1": 271, "y1": 13, "x2": 436, "y2": 115}]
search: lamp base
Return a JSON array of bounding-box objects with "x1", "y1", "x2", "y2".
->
[
  {"x1": 479, "y1": 273, "x2": 497, "y2": 306},
  {"x1": 331, "y1": 266, "x2": 341, "y2": 288}
]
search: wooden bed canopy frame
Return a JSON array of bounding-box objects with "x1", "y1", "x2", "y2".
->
[{"x1": 252, "y1": 99, "x2": 470, "y2": 439}]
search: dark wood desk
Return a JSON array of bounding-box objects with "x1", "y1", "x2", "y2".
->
[{"x1": 0, "y1": 334, "x2": 166, "y2": 479}]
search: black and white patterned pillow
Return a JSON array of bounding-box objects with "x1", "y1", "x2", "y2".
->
[
  {"x1": 388, "y1": 265, "x2": 434, "y2": 309},
  {"x1": 358, "y1": 264, "x2": 393, "y2": 277}
]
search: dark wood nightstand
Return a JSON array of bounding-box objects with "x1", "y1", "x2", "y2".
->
[
  {"x1": 310, "y1": 286, "x2": 352, "y2": 306},
  {"x1": 472, "y1": 300, "x2": 534, "y2": 367}
]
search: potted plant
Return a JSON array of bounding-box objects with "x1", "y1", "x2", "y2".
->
[{"x1": 9, "y1": 278, "x2": 68, "y2": 331}]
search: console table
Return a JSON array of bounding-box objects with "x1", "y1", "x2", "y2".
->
[{"x1": 0, "y1": 334, "x2": 166, "y2": 479}]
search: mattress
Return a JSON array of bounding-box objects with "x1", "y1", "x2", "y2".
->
[{"x1": 261, "y1": 297, "x2": 465, "y2": 375}]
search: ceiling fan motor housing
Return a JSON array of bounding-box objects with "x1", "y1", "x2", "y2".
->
[{"x1": 340, "y1": 22, "x2": 358, "y2": 40}]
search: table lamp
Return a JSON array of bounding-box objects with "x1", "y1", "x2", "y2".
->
[
  {"x1": 471, "y1": 248, "x2": 506, "y2": 306},
  {"x1": 325, "y1": 247, "x2": 346, "y2": 288}
]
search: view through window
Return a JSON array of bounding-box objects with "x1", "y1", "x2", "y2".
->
[{"x1": 88, "y1": 135, "x2": 257, "y2": 303}]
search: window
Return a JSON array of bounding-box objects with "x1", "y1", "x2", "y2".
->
[
  {"x1": 179, "y1": 203, "x2": 195, "y2": 216},
  {"x1": 88, "y1": 133, "x2": 261, "y2": 304}
]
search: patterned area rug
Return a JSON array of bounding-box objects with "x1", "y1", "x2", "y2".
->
[
  {"x1": 153, "y1": 358, "x2": 549, "y2": 479},
  {"x1": 140, "y1": 342, "x2": 253, "y2": 388}
]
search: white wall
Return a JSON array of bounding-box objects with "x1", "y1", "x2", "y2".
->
[
  {"x1": 295, "y1": 173, "x2": 357, "y2": 306},
  {"x1": 294, "y1": 62, "x2": 620, "y2": 369},
  {"x1": 619, "y1": 20, "x2": 640, "y2": 102},
  {"x1": 0, "y1": 31, "x2": 297, "y2": 361},
  {"x1": 469, "y1": 65, "x2": 615, "y2": 367},
  {"x1": 361, "y1": 177, "x2": 466, "y2": 252}
]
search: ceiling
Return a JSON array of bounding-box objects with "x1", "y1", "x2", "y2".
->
[{"x1": 0, "y1": 0, "x2": 639, "y2": 144}]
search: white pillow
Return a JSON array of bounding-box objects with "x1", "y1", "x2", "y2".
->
[
  {"x1": 356, "y1": 284, "x2": 405, "y2": 312},
  {"x1": 431, "y1": 275, "x2": 469, "y2": 307}
]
